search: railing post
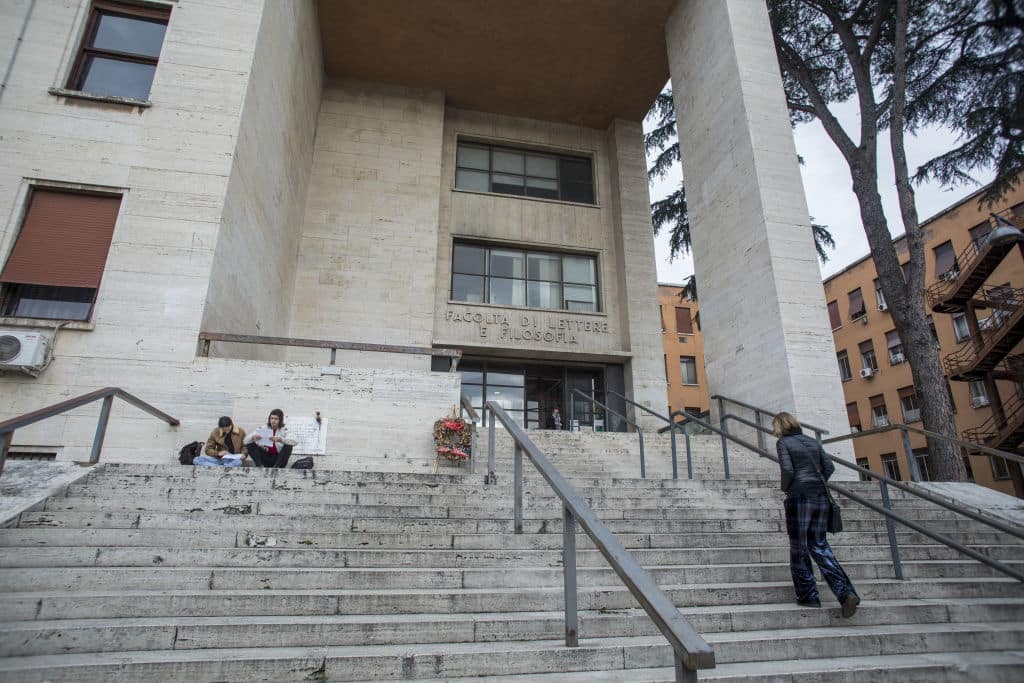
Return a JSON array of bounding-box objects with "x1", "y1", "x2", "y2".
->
[
  {"x1": 330, "y1": 348, "x2": 337, "y2": 365},
  {"x1": 89, "y1": 395, "x2": 114, "y2": 465},
  {"x1": 900, "y1": 427, "x2": 921, "y2": 482},
  {"x1": 0, "y1": 430, "x2": 12, "y2": 477},
  {"x1": 487, "y1": 407, "x2": 497, "y2": 485},
  {"x1": 719, "y1": 419, "x2": 731, "y2": 480},
  {"x1": 638, "y1": 430, "x2": 646, "y2": 479},
  {"x1": 675, "y1": 652, "x2": 697, "y2": 682},
  {"x1": 878, "y1": 479, "x2": 904, "y2": 579},
  {"x1": 683, "y1": 428, "x2": 693, "y2": 480},
  {"x1": 715, "y1": 396, "x2": 725, "y2": 426},
  {"x1": 513, "y1": 444, "x2": 523, "y2": 534},
  {"x1": 754, "y1": 409, "x2": 766, "y2": 451},
  {"x1": 562, "y1": 504, "x2": 579, "y2": 647},
  {"x1": 669, "y1": 427, "x2": 678, "y2": 480}
]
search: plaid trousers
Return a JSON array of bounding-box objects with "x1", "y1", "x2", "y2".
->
[{"x1": 784, "y1": 495, "x2": 856, "y2": 603}]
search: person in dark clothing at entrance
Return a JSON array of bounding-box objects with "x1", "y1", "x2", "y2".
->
[
  {"x1": 773, "y1": 411, "x2": 860, "y2": 617},
  {"x1": 244, "y1": 408, "x2": 297, "y2": 468}
]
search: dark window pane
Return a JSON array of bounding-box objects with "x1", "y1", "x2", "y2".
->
[
  {"x1": 92, "y1": 13, "x2": 167, "y2": 57},
  {"x1": 452, "y1": 274, "x2": 484, "y2": 303},
  {"x1": 460, "y1": 384, "x2": 483, "y2": 407},
  {"x1": 526, "y1": 155, "x2": 557, "y2": 179},
  {"x1": 559, "y1": 157, "x2": 594, "y2": 203},
  {"x1": 486, "y1": 371, "x2": 525, "y2": 387},
  {"x1": 79, "y1": 55, "x2": 156, "y2": 99},
  {"x1": 488, "y1": 277, "x2": 525, "y2": 306},
  {"x1": 455, "y1": 169, "x2": 488, "y2": 192},
  {"x1": 527, "y1": 281, "x2": 561, "y2": 308},
  {"x1": 453, "y1": 244, "x2": 486, "y2": 275},
  {"x1": 526, "y1": 177, "x2": 558, "y2": 199},
  {"x1": 489, "y1": 250, "x2": 525, "y2": 278},
  {"x1": 492, "y1": 174, "x2": 525, "y2": 195},
  {"x1": 4, "y1": 284, "x2": 94, "y2": 320},
  {"x1": 456, "y1": 144, "x2": 489, "y2": 170}
]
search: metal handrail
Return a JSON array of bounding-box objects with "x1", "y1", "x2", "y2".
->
[
  {"x1": 607, "y1": 390, "x2": 687, "y2": 479},
  {"x1": 710, "y1": 393, "x2": 829, "y2": 451},
  {"x1": 459, "y1": 393, "x2": 480, "y2": 476},
  {"x1": 198, "y1": 332, "x2": 461, "y2": 369},
  {"x1": 0, "y1": 387, "x2": 180, "y2": 476},
  {"x1": 692, "y1": 408, "x2": 1024, "y2": 582},
  {"x1": 569, "y1": 389, "x2": 646, "y2": 478},
  {"x1": 484, "y1": 400, "x2": 715, "y2": 680}
]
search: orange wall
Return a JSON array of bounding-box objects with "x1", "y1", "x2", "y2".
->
[
  {"x1": 658, "y1": 284, "x2": 710, "y2": 417},
  {"x1": 823, "y1": 184, "x2": 1024, "y2": 496}
]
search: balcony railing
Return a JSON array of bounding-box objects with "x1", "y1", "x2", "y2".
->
[{"x1": 942, "y1": 285, "x2": 1024, "y2": 378}]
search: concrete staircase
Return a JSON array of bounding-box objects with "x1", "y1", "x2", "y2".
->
[{"x1": 0, "y1": 432, "x2": 1023, "y2": 681}]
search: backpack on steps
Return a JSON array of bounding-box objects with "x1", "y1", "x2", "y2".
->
[
  {"x1": 291, "y1": 456, "x2": 314, "y2": 470},
  {"x1": 178, "y1": 441, "x2": 203, "y2": 465}
]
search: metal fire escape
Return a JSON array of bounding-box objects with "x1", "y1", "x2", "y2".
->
[{"x1": 928, "y1": 212, "x2": 1024, "y2": 486}]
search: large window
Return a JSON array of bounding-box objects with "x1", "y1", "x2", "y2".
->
[
  {"x1": 952, "y1": 313, "x2": 971, "y2": 343},
  {"x1": 679, "y1": 356, "x2": 698, "y2": 385},
  {"x1": 933, "y1": 240, "x2": 959, "y2": 279},
  {"x1": 827, "y1": 300, "x2": 841, "y2": 330},
  {"x1": 898, "y1": 386, "x2": 920, "y2": 423},
  {"x1": 675, "y1": 307, "x2": 693, "y2": 336},
  {"x1": 859, "y1": 340, "x2": 878, "y2": 372},
  {"x1": 913, "y1": 448, "x2": 931, "y2": 481},
  {"x1": 67, "y1": 1, "x2": 170, "y2": 101},
  {"x1": 847, "y1": 402, "x2": 861, "y2": 432},
  {"x1": 881, "y1": 453, "x2": 901, "y2": 481},
  {"x1": 848, "y1": 288, "x2": 866, "y2": 320},
  {"x1": 451, "y1": 243, "x2": 598, "y2": 312},
  {"x1": 870, "y1": 394, "x2": 889, "y2": 427},
  {"x1": 455, "y1": 142, "x2": 595, "y2": 204},
  {"x1": 1, "y1": 189, "x2": 122, "y2": 321},
  {"x1": 969, "y1": 221, "x2": 992, "y2": 253},
  {"x1": 969, "y1": 380, "x2": 989, "y2": 408},
  {"x1": 886, "y1": 330, "x2": 904, "y2": 365}
]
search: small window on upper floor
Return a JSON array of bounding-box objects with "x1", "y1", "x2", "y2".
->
[
  {"x1": 455, "y1": 142, "x2": 595, "y2": 204},
  {"x1": 67, "y1": 1, "x2": 171, "y2": 101}
]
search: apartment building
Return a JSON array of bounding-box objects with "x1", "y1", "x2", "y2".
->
[
  {"x1": 823, "y1": 182, "x2": 1024, "y2": 497},
  {"x1": 657, "y1": 283, "x2": 710, "y2": 420}
]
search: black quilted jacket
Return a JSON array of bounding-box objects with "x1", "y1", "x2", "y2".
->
[{"x1": 776, "y1": 428, "x2": 834, "y2": 498}]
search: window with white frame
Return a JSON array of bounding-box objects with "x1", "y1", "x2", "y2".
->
[
  {"x1": 969, "y1": 380, "x2": 989, "y2": 408},
  {"x1": 679, "y1": 356, "x2": 698, "y2": 385},
  {"x1": 886, "y1": 330, "x2": 904, "y2": 364},
  {"x1": 451, "y1": 242, "x2": 599, "y2": 312},
  {"x1": 870, "y1": 395, "x2": 890, "y2": 427},
  {"x1": 952, "y1": 313, "x2": 971, "y2": 343},
  {"x1": 837, "y1": 350, "x2": 852, "y2": 382},
  {"x1": 881, "y1": 453, "x2": 902, "y2": 480},
  {"x1": 899, "y1": 387, "x2": 920, "y2": 423},
  {"x1": 913, "y1": 448, "x2": 931, "y2": 481},
  {"x1": 859, "y1": 340, "x2": 878, "y2": 372}
]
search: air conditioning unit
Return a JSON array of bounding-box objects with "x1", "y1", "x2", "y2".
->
[
  {"x1": 877, "y1": 302, "x2": 888, "y2": 311},
  {"x1": 971, "y1": 396, "x2": 990, "y2": 408},
  {"x1": 890, "y1": 353, "x2": 905, "y2": 364},
  {"x1": 860, "y1": 367, "x2": 875, "y2": 378},
  {"x1": 0, "y1": 330, "x2": 50, "y2": 371}
]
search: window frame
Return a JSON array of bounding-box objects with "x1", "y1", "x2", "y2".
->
[
  {"x1": 66, "y1": 1, "x2": 171, "y2": 101},
  {"x1": 952, "y1": 313, "x2": 971, "y2": 343},
  {"x1": 450, "y1": 241, "x2": 601, "y2": 313},
  {"x1": 881, "y1": 453, "x2": 901, "y2": 481},
  {"x1": 454, "y1": 141, "x2": 596, "y2": 205},
  {"x1": 837, "y1": 350, "x2": 852, "y2": 382},
  {"x1": 679, "y1": 355, "x2": 698, "y2": 386},
  {"x1": 859, "y1": 340, "x2": 878, "y2": 372}
]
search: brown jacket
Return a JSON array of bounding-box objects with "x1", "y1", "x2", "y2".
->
[{"x1": 204, "y1": 425, "x2": 247, "y2": 457}]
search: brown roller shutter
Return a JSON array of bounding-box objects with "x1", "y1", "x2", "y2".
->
[
  {"x1": 827, "y1": 301, "x2": 840, "y2": 329},
  {"x1": 675, "y1": 307, "x2": 693, "y2": 335},
  {"x1": 869, "y1": 394, "x2": 886, "y2": 409},
  {"x1": 897, "y1": 386, "x2": 916, "y2": 399},
  {"x1": 933, "y1": 241, "x2": 956, "y2": 277},
  {"x1": 0, "y1": 190, "x2": 121, "y2": 288},
  {"x1": 848, "y1": 288, "x2": 865, "y2": 318},
  {"x1": 846, "y1": 402, "x2": 860, "y2": 427}
]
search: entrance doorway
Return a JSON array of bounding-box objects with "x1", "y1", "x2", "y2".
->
[{"x1": 458, "y1": 359, "x2": 608, "y2": 430}]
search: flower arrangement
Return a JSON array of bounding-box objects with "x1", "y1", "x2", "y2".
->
[{"x1": 433, "y1": 408, "x2": 472, "y2": 465}]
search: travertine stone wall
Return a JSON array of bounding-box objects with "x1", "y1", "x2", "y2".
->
[
  {"x1": 201, "y1": 0, "x2": 323, "y2": 360},
  {"x1": 606, "y1": 120, "x2": 671, "y2": 427},
  {"x1": 433, "y1": 108, "x2": 625, "y2": 359},
  {"x1": 286, "y1": 80, "x2": 446, "y2": 369},
  {"x1": 666, "y1": 0, "x2": 855, "y2": 468}
]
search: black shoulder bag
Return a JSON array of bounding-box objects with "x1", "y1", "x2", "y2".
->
[{"x1": 812, "y1": 448, "x2": 843, "y2": 534}]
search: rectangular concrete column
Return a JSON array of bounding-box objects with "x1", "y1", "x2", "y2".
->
[
  {"x1": 665, "y1": 0, "x2": 855, "y2": 468},
  {"x1": 607, "y1": 119, "x2": 670, "y2": 429}
]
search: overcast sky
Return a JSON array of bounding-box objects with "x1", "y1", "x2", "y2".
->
[{"x1": 646, "y1": 97, "x2": 996, "y2": 284}]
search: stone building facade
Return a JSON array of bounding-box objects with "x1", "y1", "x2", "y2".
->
[{"x1": 0, "y1": 1, "x2": 852, "y2": 469}]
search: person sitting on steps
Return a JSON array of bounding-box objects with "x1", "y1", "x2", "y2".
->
[
  {"x1": 194, "y1": 416, "x2": 247, "y2": 467},
  {"x1": 244, "y1": 408, "x2": 296, "y2": 468}
]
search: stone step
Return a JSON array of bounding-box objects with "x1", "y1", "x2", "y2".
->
[
  {"x1": 2, "y1": 543, "x2": 1022, "y2": 570},
  {"x1": 0, "y1": 558, "x2": 1017, "y2": 593},
  {"x1": 2, "y1": 526, "x2": 1014, "y2": 551},
  {"x1": 14, "y1": 509, "x2": 1005, "y2": 537},
  {"x1": 3, "y1": 598, "x2": 1022, "y2": 657},
  {"x1": 340, "y1": 651, "x2": 1024, "y2": 683},
  {"x1": 0, "y1": 623, "x2": 1021, "y2": 682},
  {"x1": 3, "y1": 577, "x2": 1018, "y2": 621}
]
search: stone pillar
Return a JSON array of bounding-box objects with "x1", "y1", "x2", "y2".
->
[
  {"x1": 665, "y1": 0, "x2": 855, "y2": 469},
  {"x1": 607, "y1": 119, "x2": 669, "y2": 429}
]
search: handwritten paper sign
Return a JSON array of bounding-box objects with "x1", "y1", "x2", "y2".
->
[{"x1": 288, "y1": 416, "x2": 327, "y2": 455}]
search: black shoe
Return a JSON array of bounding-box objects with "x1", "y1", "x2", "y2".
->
[
  {"x1": 797, "y1": 598, "x2": 821, "y2": 608},
  {"x1": 840, "y1": 593, "x2": 860, "y2": 618}
]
